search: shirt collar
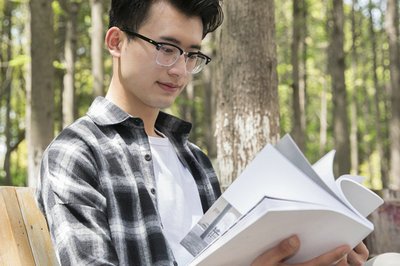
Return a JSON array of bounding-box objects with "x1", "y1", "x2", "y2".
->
[
  {"x1": 87, "y1": 97, "x2": 192, "y2": 135},
  {"x1": 156, "y1": 111, "x2": 192, "y2": 136},
  {"x1": 87, "y1": 97, "x2": 131, "y2": 126}
]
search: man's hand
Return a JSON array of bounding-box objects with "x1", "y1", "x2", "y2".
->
[
  {"x1": 336, "y1": 242, "x2": 369, "y2": 266},
  {"x1": 251, "y1": 235, "x2": 352, "y2": 266}
]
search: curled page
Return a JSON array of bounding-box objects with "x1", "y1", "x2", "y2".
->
[{"x1": 337, "y1": 177, "x2": 384, "y2": 217}]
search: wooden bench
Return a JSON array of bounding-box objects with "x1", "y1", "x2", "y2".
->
[{"x1": 0, "y1": 187, "x2": 58, "y2": 265}]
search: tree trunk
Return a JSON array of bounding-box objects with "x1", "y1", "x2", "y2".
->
[
  {"x1": 3, "y1": 68, "x2": 12, "y2": 186},
  {"x1": 203, "y1": 33, "x2": 217, "y2": 161},
  {"x1": 381, "y1": 39, "x2": 391, "y2": 184},
  {"x1": 90, "y1": 0, "x2": 104, "y2": 98},
  {"x1": 386, "y1": 0, "x2": 400, "y2": 189},
  {"x1": 179, "y1": 80, "x2": 197, "y2": 143},
  {"x1": 12, "y1": 53, "x2": 27, "y2": 185},
  {"x1": 57, "y1": 0, "x2": 67, "y2": 132},
  {"x1": 26, "y1": 0, "x2": 55, "y2": 187},
  {"x1": 4, "y1": 68, "x2": 12, "y2": 186},
  {"x1": 320, "y1": 0, "x2": 330, "y2": 156},
  {"x1": 373, "y1": 13, "x2": 392, "y2": 187},
  {"x1": 215, "y1": 0, "x2": 280, "y2": 191},
  {"x1": 2, "y1": 0, "x2": 13, "y2": 185},
  {"x1": 369, "y1": 0, "x2": 388, "y2": 187},
  {"x1": 349, "y1": 0, "x2": 359, "y2": 174},
  {"x1": 381, "y1": 38, "x2": 391, "y2": 121},
  {"x1": 300, "y1": 1, "x2": 307, "y2": 144},
  {"x1": 319, "y1": 85, "x2": 328, "y2": 156},
  {"x1": 62, "y1": 2, "x2": 79, "y2": 128},
  {"x1": 0, "y1": 0, "x2": 12, "y2": 129},
  {"x1": 291, "y1": 0, "x2": 307, "y2": 152},
  {"x1": 330, "y1": 0, "x2": 350, "y2": 176},
  {"x1": 361, "y1": 62, "x2": 374, "y2": 184}
]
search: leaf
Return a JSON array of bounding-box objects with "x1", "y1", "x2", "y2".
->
[
  {"x1": 9, "y1": 55, "x2": 29, "y2": 67},
  {"x1": 53, "y1": 60, "x2": 66, "y2": 70}
]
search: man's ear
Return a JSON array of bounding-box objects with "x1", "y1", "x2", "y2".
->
[{"x1": 106, "y1": 27, "x2": 123, "y2": 57}]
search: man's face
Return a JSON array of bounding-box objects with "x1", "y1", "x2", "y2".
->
[{"x1": 117, "y1": 1, "x2": 203, "y2": 111}]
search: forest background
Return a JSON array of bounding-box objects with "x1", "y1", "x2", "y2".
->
[{"x1": 1, "y1": 0, "x2": 400, "y2": 196}]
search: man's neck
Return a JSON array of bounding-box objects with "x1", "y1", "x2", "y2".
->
[{"x1": 105, "y1": 82, "x2": 160, "y2": 138}]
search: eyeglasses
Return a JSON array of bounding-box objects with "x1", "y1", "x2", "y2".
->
[{"x1": 120, "y1": 28, "x2": 211, "y2": 74}]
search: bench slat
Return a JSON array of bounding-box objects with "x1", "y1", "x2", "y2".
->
[
  {"x1": 16, "y1": 187, "x2": 59, "y2": 266},
  {"x1": 0, "y1": 187, "x2": 35, "y2": 265},
  {"x1": 0, "y1": 192, "x2": 22, "y2": 265}
]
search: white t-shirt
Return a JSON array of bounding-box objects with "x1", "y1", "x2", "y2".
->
[{"x1": 148, "y1": 135, "x2": 203, "y2": 266}]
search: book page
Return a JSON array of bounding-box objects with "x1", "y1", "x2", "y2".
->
[
  {"x1": 221, "y1": 144, "x2": 362, "y2": 223},
  {"x1": 189, "y1": 197, "x2": 373, "y2": 266},
  {"x1": 274, "y1": 134, "x2": 347, "y2": 206},
  {"x1": 337, "y1": 176, "x2": 383, "y2": 217},
  {"x1": 312, "y1": 155, "x2": 383, "y2": 217}
]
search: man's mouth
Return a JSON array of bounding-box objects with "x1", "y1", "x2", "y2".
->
[{"x1": 157, "y1": 82, "x2": 180, "y2": 92}]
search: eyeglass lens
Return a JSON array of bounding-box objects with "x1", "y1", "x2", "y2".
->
[{"x1": 156, "y1": 44, "x2": 206, "y2": 74}]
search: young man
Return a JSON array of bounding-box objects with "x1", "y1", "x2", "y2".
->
[{"x1": 36, "y1": 0, "x2": 368, "y2": 265}]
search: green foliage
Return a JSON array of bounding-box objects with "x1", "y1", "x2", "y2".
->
[
  {"x1": 275, "y1": 0, "x2": 390, "y2": 188},
  {"x1": 52, "y1": 0, "x2": 64, "y2": 17},
  {"x1": 10, "y1": 140, "x2": 27, "y2": 186},
  {"x1": 0, "y1": 0, "x2": 394, "y2": 189},
  {"x1": 9, "y1": 54, "x2": 28, "y2": 67}
]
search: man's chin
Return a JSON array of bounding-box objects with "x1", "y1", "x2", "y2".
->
[{"x1": 153, "y1": 100, "x2": 176, "y2": 110}]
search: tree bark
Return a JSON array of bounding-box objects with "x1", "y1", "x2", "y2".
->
[
  {"x1": 386, "y1": 0, "x2": 400, "y2": 189},
  {"x1": 291, "y1": 0, "x2": 307, "y2": 152},
  {"x1": 203, "y1": 33, "x2": 217, "y2": 161},
  {"x1": 26, "y1": 0, "x2": 55, "y2": 187},
  {"x1": 320, "y1": 0, "x2": 330, "y2": 156},
  {"x1": 62, "y1": 1, "x2": 79, "y2": 128},
  {"x1": 3, "y1": 68, "x2": 12, "y2": 186},
  {"x1": 179, "y1": 80, "x2": 197, "y2": 143},
  {"x1": 319, "y1": 85, "x2": 328, "y2": 156},
  {"x1": 215, "y1": 0, "x2": 280, "y2": 191},
  {"x1": 361, "y1": 61, "x2": 374, "y2": 184},
  {"x1": 300, "y1": 1, "x2": 307, "y2": 145},
  {"x1": 2, "y1": 0, "x2": 13, "y2": 185},
  {"x1": 380, "y1": 34, "x2": 391, "y2": 184},
  {"x1": 330, "y1": 0, "x2": 350, "y2": 176},
  {"x1": 349, "y1": 0, "x2": 359, "y2": 174},
  {"x1": 90, "y1": 0, "x2": 104, "y2": 98},
  {"x1": 369, "y1": 0, "x2": 388, "y2": 187},
  {"x1": 381, "y1": 41, "x2": 391, "y2": 123}
]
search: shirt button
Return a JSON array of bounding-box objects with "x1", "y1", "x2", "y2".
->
[
  {"x1": 173, "y1": 261, "x2": 178, "y2": 266},
  {"x1": 150, "y1": 188, "x2": 156, "y2": 195},
  {"x1": 144, "y1": 154, "x2": 152, "y2": 161}
]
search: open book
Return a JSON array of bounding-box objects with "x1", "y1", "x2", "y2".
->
[{"x1": 181, "y1": 134, "x2": 383, "y2": 265}]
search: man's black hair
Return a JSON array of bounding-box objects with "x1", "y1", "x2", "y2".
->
[{"x1": 109, "y1": 0, "x2": 223, "y2": 38}]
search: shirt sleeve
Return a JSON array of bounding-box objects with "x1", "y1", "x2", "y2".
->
[
  {"x1": 187, "y1": 142, "x2": 222, "y2": 208},
  {"x1": 36, "y1": 134, "x2": 119, "y2": 266}
]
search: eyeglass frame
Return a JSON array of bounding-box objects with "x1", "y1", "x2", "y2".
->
[{"x1": 119, "y1": 28, "x2": 211, "y2": 73}]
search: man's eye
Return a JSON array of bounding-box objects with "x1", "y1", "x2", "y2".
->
[
  {"x1": 160, "y1": 46, "x2": 175, "y2": 54},
  {"x1": 188, "y1": 54, "x2": 198, "y2": 60}
]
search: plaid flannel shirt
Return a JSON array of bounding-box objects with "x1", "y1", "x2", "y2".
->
[{"x1": 35, "y1": 97, "x2": 221, "y2": 266}]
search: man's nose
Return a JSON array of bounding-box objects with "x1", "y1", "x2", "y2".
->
[{"x1": 168, "y1": 54, "x2": 187, "y2": 76}]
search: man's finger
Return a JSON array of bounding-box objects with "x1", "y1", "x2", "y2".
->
[
  {"x1": 347, "y1": 242, "x2": 369, "y2": 265},
  {"x1": 335, "y1": 254, "x2": 349, "y2": 266},
  {"x1": 346, "y1": 250, "x2": 364, "y2": 266},
  {"x1": 353, "y1": 242, "x2": 369, "y2": 260}
]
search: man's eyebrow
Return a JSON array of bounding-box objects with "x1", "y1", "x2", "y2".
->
[{"x1": 159, "y1": 36, "x2": 201, "y2": 50}]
